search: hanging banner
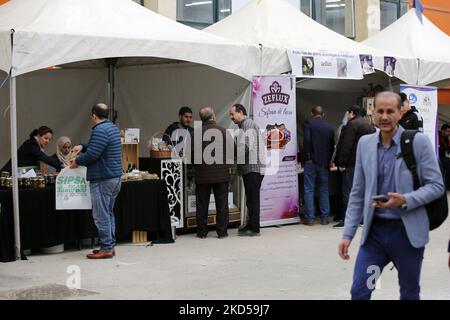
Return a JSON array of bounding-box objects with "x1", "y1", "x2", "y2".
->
[
  {"x1": 287, "y1": 49, "x2": 363, "y2": 80},
  {"x1": 252, "y1": 75, "x2": 299, "y2": 227},
  {"x1": 400, "y1": 85, "x2": 438, "y2": 153}
]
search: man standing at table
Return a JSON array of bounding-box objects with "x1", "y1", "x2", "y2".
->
[
  {"x1": 71, "y1": 103, "x2": 122, "y2": 259},
  {"x1": 163, "y1": 106, "x2": 194, "y2": 156},
  {"x1": 229, "y1": 104, "x2": 265, "y2": 237},
  {"x1": 190, "y1": 107, "x2": 232, "y2": 239}
]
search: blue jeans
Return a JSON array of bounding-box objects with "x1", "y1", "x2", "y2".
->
[
  {"x1": 90, "y1": 177, "x2": 121, "y2": 252},
  {"x1": 351, "y1": 220, "x2": 425, "y2": 300},
  {"x1": 303, "y1": 162, "x2": 330, "y2": 221}
]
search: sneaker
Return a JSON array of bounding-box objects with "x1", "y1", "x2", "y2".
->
[
  {"x1": 217, "y1": 233, "x2": 228, "y2": 239},
  {"x1": 333, "y1": 221, "x2": 345, "y2": 229},
  {"x1": 302, "y1": 220, "x2": 314, "y2": 226},
  {"x1": 196, "y1": 233, "x2": 207, "y2": 239},
  {"x1": 320, "y1": 219, "x2": 329, "y2": 225}
]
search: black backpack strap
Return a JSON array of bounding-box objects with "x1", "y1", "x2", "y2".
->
[{"x1": 400, "y1": 130, "x2": 421, "y2": 190}]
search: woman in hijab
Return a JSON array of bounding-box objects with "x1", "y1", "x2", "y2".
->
[{"x1": 54, "y1": 136, "x2": 72, "y2": 168}]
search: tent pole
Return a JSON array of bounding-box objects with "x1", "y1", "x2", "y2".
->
[
  {"x1": 258, "y1": 44, "x2": 263, "y2": 75},
  {"x1": 416, "y1": 58, "x2": 420, "y2": 85},
  {"x1": 9, "y1": 75, "x2": 21, "y2": 261},
  {"x1": 108, "y1": 64, "x2": 113, "y2": 117},
  {"x1": 106, "y1": 59, "x2": 117, "y2": 122}
]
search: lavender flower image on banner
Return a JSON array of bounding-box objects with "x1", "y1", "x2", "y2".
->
[{"x1": 252, "y1": 77, "x2": 262, "y2": 98}]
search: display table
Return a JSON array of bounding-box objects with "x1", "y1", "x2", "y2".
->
[{"x1": 0, "y1": 180, "x2": 172, "y2": 262}]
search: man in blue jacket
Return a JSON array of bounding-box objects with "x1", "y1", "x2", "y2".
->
[
  {"x1": 338, "y1": 91, "x2": 444, "y2": 300},
  {"x1": 301, "y1": 106, "x2": 335, "y2": 225},
  {"x1": 71, "y1": 103, "x2": 122, "y2": 259}
]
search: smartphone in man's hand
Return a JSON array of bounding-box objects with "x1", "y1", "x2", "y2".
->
[{"x1": 372, "y1": 194, "x2": 389, "y2": 203}]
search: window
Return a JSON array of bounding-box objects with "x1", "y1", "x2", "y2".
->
[
  {"x1": 177, "y1": 0, "x2": 232, "y2": 29},
  {"x1": 300, "y1": 0, "x2": 355, "y2": 38},
  {"x1": 380, "y1": 0, "x2": 409, "y2": 30},
  {"x1": 300, "y1": 0, "x2": 312, "y2": 17}
]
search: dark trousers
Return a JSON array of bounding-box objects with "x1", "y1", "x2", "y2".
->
[
  {"x1": 351, "y1": 219, "x2": 424, "y2": 300},
  {"x1": 342, "y1": 167, "x2": 355, "y2": 221},
  {"x1": 242, "y1": 172, "x2": 264, "y2": 233},
  {"x1": 196, "y1": 182, "x2": 229, "y2": 236},
  {"x1": 442, "y1": 157, "x2": 450, "y2": 189}
]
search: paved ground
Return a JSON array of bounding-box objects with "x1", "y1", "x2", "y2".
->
[{"x1": 1, "y1": 219, "x2": 449, "y2": 300}]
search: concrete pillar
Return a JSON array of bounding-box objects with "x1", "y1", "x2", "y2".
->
[
  {"x1": 143, "y1": 0, "x2": 176, "y2": 21},
  {"x1": 355, "y1": 0, "x2": 381, "y2": 42}
]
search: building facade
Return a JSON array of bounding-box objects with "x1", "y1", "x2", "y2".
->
[{"x1": 138, "y1": 0, "x2": 415, "y2": 41}]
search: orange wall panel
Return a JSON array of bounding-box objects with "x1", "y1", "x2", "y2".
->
[
  {"x1": 409, "y1": 0, "x2": 450, "y2": 35},
  {"x1": 439, "y1": 89, "x2": 450, "y2": 105}
]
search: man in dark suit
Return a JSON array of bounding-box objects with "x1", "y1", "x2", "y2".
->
[{"x1": 302, "y1": 106, "x2": 335, "y2": 225}]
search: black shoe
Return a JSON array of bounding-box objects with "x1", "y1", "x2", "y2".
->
[
  {"x1": 238, "y1": 229, "x2": 260, "y2": 237},
  {"x1": 218, "y1": 234, "x2": 228, "y2": 239},
  {"x1": 196, "y1": 233, "x2": 207, "y2": 239},
  {"x1": 238, "y1": 225, "x2": 248, "y2": 232},
  {"x1": 333, "y1": 221, "x2": 345, "y2": 229}
]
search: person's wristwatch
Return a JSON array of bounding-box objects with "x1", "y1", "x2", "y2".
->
[{"x1": 401, "y1": 202, "x2": 408, "y2": 210}]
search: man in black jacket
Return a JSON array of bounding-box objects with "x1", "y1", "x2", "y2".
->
[
  {"x1": 439, "y1": 124, "x2": 450, "y2": 189},
  {"x1": 399, "y1": 93, "x2": 423, "y2": 131},
  {"x1": 334, "y1": 105, "x2": 375, "y2": 228}
]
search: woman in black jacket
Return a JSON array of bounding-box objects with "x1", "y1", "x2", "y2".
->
[{"x1": 1, "y1": 126, "x2": 62, "y2": 172}]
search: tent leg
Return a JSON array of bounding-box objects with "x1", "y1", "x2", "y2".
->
[
  {"x1": 9, "y1": 76, "x2": 21, "y2": 260},
  {"x1": 107, "y1": 61, "x2": 117, "y2": 122},
  {"x1": 108, "y1": 64, "x2": 113, "y2": 110}
]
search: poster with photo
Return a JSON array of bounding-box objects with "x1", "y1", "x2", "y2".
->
[
  {"x1": 302, "y1": 56, "x2": 315, "y2": 76},
  {"x1": 384, "y1": 56, "x2": 397, "y2": 77},
  {"x1": 287, "y1": 49, "x2": 363, "y2": 80},
  {"x1": 360, "y1": 54, "x2": 375, "y2": 75},
  {"x1": 337, "y1": 58, "x2": 347, "y2": 77}
]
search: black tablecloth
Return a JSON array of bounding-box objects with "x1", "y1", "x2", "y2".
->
[{"x1": 0, "y1": 180, "x2": 172, "y2": 262}]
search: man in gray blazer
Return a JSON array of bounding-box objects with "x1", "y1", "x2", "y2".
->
[{"x1": 338, "y1": 91, "x2": 445, "y2": 300}]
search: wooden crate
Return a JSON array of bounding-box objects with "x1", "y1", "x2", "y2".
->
[{"x1": 122, "y1": 142, "x2": 139, "y2": 173}]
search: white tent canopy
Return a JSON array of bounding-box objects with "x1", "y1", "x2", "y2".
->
[
  {"x1": 0, "y1": 0, "x2": 260, "y2": 80},
  {"x1": 0, "y1": 0, "x2": 262, "y2": 260},
  {"x1": 363, "y1": 9, "x2": 450, "y2": 86},
  {"x1": 205, "y1": 0, "x2": 417, "y2": 84}
]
